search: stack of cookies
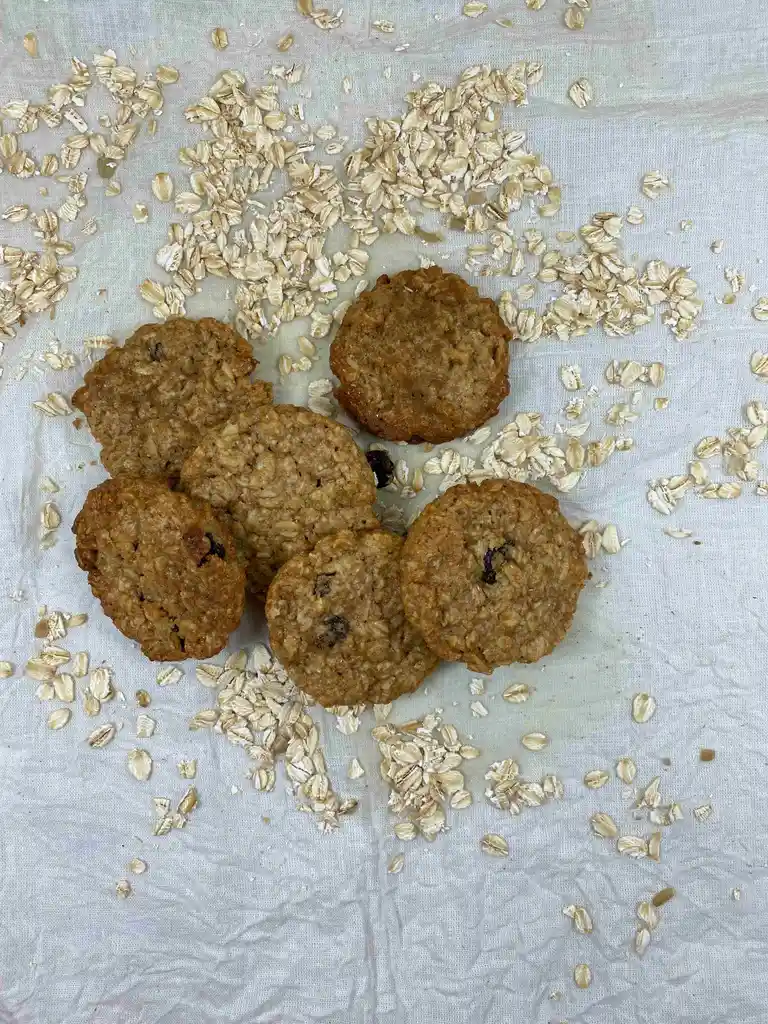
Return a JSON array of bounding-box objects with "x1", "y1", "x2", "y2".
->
[{"x1": 72, "y1": 268, "x2": 587, "y2": 705}]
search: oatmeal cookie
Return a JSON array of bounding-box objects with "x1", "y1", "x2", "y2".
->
[
  {"x1": 73, "y1": 476, "x2": 245, "y2": 661},
  {"x1": 329, "y1": 266, "x2": 511, "y2": 443},
  {"x1": 72, "y1": 317, "x2": 270, "y2": 482},
  {"x1": 265, "y1": 529, "x2": 438, "y2": 706},
  {"x1": 180, "y1": 402, "x2": 379, "y2": 595},
  {"x1": 401, "y1": 480, "x2": 588, "y2": 672}
]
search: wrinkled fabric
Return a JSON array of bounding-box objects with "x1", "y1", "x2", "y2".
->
[{"x1": 1, "y1": 1, "x2": 767, "y2": 1022}]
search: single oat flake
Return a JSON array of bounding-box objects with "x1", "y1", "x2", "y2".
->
[
  {"x1": 521, "y1": 732, "x2": 549, "y2": 751},
  {"x1": 116, "y1": 879, "x2": 132, "y2": 899},
  {"x1": 481, "y1": 834, "x2": 510, "y2": 857},
  {"x1": 573, "y1": 964, "x2": 592, "y2": 989},
  {"x1": 584, "y1": 769, "x2": 610, "y2": 789},
  {"x1": 127, "y1": 748, "x2": 153, "y2": 782},
  {"x1": 563, "y1": 904, "x2": 593, "y2": 934},
  {"x1": 632, "y1": 692, "x2": 657, "y2": 723},
  {"x1": 128, "y1": 858, "x2": 147, "y2": 875},
  {"x1": 48, "y1": 707, "x2": 71, "y2": 730},
  {"x1": 590, "y1": 812, "x2": 619, "y2": 839},
  {"x1": 88, "y1": 723, "x2": 116, "y2": 748},
  {"x1": 211, "y1": 27, "x2": 229, "y2": 50},
  {"x1": 568, "y1": 79, "x2": 593, "y2": 108},
  {"x1": 616, "y1": 756, "x2": 637, "y2": 783},
  {"x1": 641, "y1": 172, "x2": 671, "y2": 198},
  {"x1": 502, "y1": 683, "x2": 532, "y2": 703},
  {"x1": 388, "y1": 853, "x2": 405, "y2": 874}
]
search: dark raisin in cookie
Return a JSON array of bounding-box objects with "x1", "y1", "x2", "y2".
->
[
  {"x1": 330, "y1": 267, "x2": 511, "y2": 443},
  {"x1": 265, "y1": 529, "x2": 438, "y2": 706},
  {"x1": 73, "y1": 476, "x2": 245, "y2": 661},
  {"x1": 400, "y1": 480, "x2": 588, "y2": 672}
]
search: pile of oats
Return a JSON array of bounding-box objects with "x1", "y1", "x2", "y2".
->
[
  {"x1": 484, "y1": 757, "x2": 564, "y2": 815},
  {"x1": 373, "y1": 714, "x2": 479, "y2": 840},
  {"x1": 190, "y1": 645, "x2": 354, "y2": 832},
  {"x1": 0, "y1": 51, "x2": 178, "y2": 374}
]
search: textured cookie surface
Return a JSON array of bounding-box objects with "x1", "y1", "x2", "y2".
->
[
  {"x1": 180, "y1": 402, "x2": 378, "y2": 595},
  {"x1": 401, "y1": 480, "x2": 588, "y2": 672},
  {"x1": 266, "y1": 529, "x2": 438, "y2": 706},
  {"x1": 72, "y1": 317, "x2": 269, "y2": 481},
  {"x1": 329, "y1": 266, "x2": 511, "y2": 443},
  {"x1": 74, "y1": 476, "x2": 245, "y2": 661}
]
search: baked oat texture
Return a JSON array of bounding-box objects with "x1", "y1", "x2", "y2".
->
[
  {"x1": 73, "y1": 476, "x2": 246, "y2": 661},
  {"x1": 265, "y1": 529, "x2": 439, "y2": 706},
  {"x1": 72, "y1": 317, "x2": 269, "y2": 482},
  {"x1": 180, "y1": 402, "x2": 379, "y2": 596},
  {"x1": 401, "y1": 480, "x2": 588, "y2": 673},
  {"x1": 329, "y1": 266, "x2": 511, "y2": 443}
]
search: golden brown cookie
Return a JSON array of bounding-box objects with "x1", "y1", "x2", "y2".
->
[
  {"x1": 329, "y1": 267, "x2": 511, "y2": 443},
  {"x1": 401, "y1": 480, "x2": 588, "y2": 672},
  {"x1": 72, "y1": 318, "x2": 270, "y2": 483},
  {"x1": 180, "y1": 402, "x2": 379, "y2": 596},
  {"x1": 265, "y1": 529, "x2": 438, "y2": 706},
  {"x1": 73, "y1": 476, "x2": 245, "y2": 661}
]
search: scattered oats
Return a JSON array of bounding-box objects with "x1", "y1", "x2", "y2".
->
[
  {"x1": 127, "y1": 748, "x2": 153, "y2": 782},
  {"x1": 648, "y1": 830, "x2": 662, "y2": 861},
  {"x1": 156, "y1": 65, "x2": 180, "y2": 84},
  {"x1": 694, "y1": 802, "x2": 713, "y2": 822},
  {"x1": 521, "y1": 731, "x2": 548, "y2": 751},
  {"x1": 725, "y1": 267, "x2": 745, "y2": 294},
  {"x1": 637, "y1": 900, "x2": 660, "y2": 929},
  {"x1": 157, "y1": 665, "x2": 182, "y2": 687},
  {"x1": 502, "y1": 683, "x2": 531, "y2": 703},
  {"x1": 133, "y1": 203, "x2": 149, "y2": 223},
  {"x1": 36, "y1": 682, "x2": 55, "y2": 701},
  {"x1": 750, "y1": 351, "x2": 768, "y2": 378},
  {"x1": 177, "y1": 759, "x2": 197, "y2": 780},
  {"x1": 211, "y1": 28, "x2": 229, "y2": 50},
  {"x1": 480, "y1": 833, "x2": 509, "y2": 857},
  {"x1": 136, "y1": 714, "x2": 156, "y2": 739},
  {"x1": 641, "y1": 172, "x2": 671, "y2": 198},
  {"x1": 731, "y1": 888, "x2": 741, "y2": 901},
  {"x1": 590, "y1": 812, "x2": 619, "y2": 839},
  {"x1": 151, "y1": 172, "x2": 174, "y2": 202},
  {"x1": 525, "y1": 0, "x2": 546, "y2": 8},
  {"x1": 196, "y1": 663, "x2": 224, "y2": 688},
  {"x1": 105, "y1": 180, "x2": 122, "y2": 197},
  {"x1": 568, "y1": 79, "x2": 593, "y2": 108},
  {"x1": 627, "y1": 206, "x2": 645, "y2": 225},
  {"x1": 23, "y1": 32, "x2": 38, "y2": 57},
  {"x1": 470, "y1": 700, "x2": 489, "y2": 717},
  {"x1": 710, "y1": 238, "x2": 724, "y2": 254},
  {"x1": 0, "y1": 661, "x2": 14, "y2": 679},
  {"x1": 601, "y1": 523, "x2": 622, "y2": 554},
  {"x1": 26, "y1": 657, "x2": 56, "y2": 682},
  {"x1": 3, "y1": 204, "x2": 30, "y2": 223},
  {"x1": 116, "y1": 879, "x2": 132, "y2": 899},
  {"x1": 73, "y1": 651, "x2": 89, "y2": 677},
  {"x1": 394, "y1": 821, "x2": 417, "y2": 841},
  {"x1": 617, "y1": 835, "x2": 649, "y2": 858},
  {"x1": 189, "y1": 708, "x2": 219, "y2": 730},
  {"x1": 277, "y1": 33, "x2": 294, "y2": 52},
  {"x1": 584, "y1": 769, "x2": 610, "y2": 789},
  {"x1": 83, "y1": 691, "x2": 101, "y2": 717},
  {"x1": 632, "y1": 692, "x2": 657, "y2": 724},
  {"x1": 88, "y1": 723, "x2": 117, "y2": 748},
  {"x1": 654, "y1": 397, "x2": 670, "y2": 411},
  {"x1": 33, "y1": 392, "x2": 71, "y2": 417},
  {"x1": 560, "y1": 365, "x2": 583, "y2": 391},
  {"x1": 90, "y1": 666, "x2": 114, "y2": 701},
  {"x1": 129, "y1": 858, "x2": 147, "y2": 875},
  {"x1": 178, "y1": 786, "x2": 198, "y2": 815},
  {"x1": 462, "y1": 2, "x2": 488, "y2": 16},
  {"x1": 348, "y1": 758, "x2": 366, "y2": 780},
  {"x1": 388, "y1": 852, "x2": 405, "y2": 874},
  {"x1": 469, "y1": 678, "x2": 485, "y2": 696},
  {"x1": 563, "y1": 904, "x2": 593, "y2": 934},
  {"x1": 53, "y1": 673, "x2": 75, "y2": 703},
  {"x1": 634, "y1": 926, "x2": 651, "y2": 957},
  {"x1": 47, "y1": 707, "x2": 71, "y2": 730},
  {"x1": 616, "y1": 756, "x2": 637, "y2": 783},
  {"x1": 573, "y1": 964, "x2": 592, "y2": 989},
  {"x1": 451, "y1": 789, "x2": 473, "y2": 809},
  {"x1": 373, "y1": 19, "x2": 396, "y2": 32}
]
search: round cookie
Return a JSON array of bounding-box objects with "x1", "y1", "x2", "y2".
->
[
  {"x1": 73, "y1": 476, "x2": 245, "y2": 661},
  {"x1": 401, "y1": 480, "x2": 588, "y2": 673},
  {"x1": 72, "y1": 317, "x2": 270, "y2": 483},
  {"x1": 180, "y1": 402, "x2": 379, "y2": 596},
  {"x1": 265, "y1": 529, "x2": 439, "y2": 706},
  {"x1": 329, "y1": 266, "x2": 511, "y2": 443}
]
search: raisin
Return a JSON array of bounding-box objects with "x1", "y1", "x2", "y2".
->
[
  {"x1": 196, "y1": 532, "x2": 226, "y2": 566},
  {"x1": 316, "y1": 614, "x2": 349, "y2": 648},
  {"x1": 148, "y1": 340, "x2": 164, "y2": 361},
  {"x1": 366, "y1": 449, "x2": 395, "y2": 488},
  {"x1": 481, "y1": 541, "x2": 513, "y2": 585},
  {"x1": 313, "y1": 572, "x2": 335, "y2": 597}
]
